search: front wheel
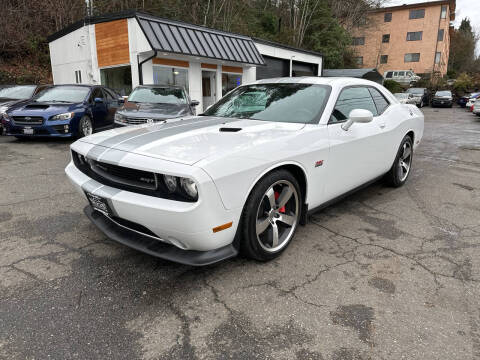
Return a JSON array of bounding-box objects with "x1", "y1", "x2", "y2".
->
[
  {"x1": 385, "y1": 135, "x2": 413, "y2": 187},
  {"x1": 78, "y1": 116, "x2": 93, "y2": 138},
  {"x1": 241, "y1": 170, "x2": 302, "y2": 261}
]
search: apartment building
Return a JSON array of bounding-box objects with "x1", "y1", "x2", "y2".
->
[{"x1": 351, "y1": 0, "x2": 455, "y2": 77}]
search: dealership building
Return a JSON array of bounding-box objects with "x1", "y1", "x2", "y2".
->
[{"x1": 47, "y1": 11, "x2": 324, "y2": 112}]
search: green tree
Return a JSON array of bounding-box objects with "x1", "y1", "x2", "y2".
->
[{"x1": 449, "y1": 18, "x2": 478, "y2": 73}]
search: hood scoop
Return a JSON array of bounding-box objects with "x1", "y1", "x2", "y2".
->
[
  {"x1": 219, "y1": 127, "x2": 242, "y2": 132},
  {"x1": 25, "y1": 104, "x2": 49, "y2": 110}
]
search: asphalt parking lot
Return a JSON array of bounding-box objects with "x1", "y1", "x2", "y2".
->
[{"x1": 1, "y1": 107, "x2": 480, "y2": 359}]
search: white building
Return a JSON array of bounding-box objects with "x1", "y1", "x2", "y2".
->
[{"x1": 48, "y1": 11, "x2": 323, "y2": 112}]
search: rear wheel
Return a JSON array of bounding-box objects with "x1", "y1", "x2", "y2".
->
[
  {"x1": 241, "y1": 170, "x2": 301, "y2": 261},
  {"x1": 385, "y1": 135, "x2": 413, "y2": 187},
  {"x1": 78, "y1": 116, "x2": 93, "y2": 138}
]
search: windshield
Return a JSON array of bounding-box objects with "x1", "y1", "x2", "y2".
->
[
  {"x1": 34, "y1": 86, "x2": 90, "y2": 103},
  {"x1": 435, "y1": 91, "x2": 451, "y2": 97},
  {"x1": 128, "y1": 87, "x2": 187, "y2": 104},
  {"x1": 406, "y1": 88, "x2": 424, "y2": 95},
  {"x1": 203, "y1": 83, "x2": 331, "y2": 124},
  {"x1": 0, "y1": 85, "x2": 36, "y2": 100},
  {"x1": 394, "y1": 93, "x2": 408, "y2": 99}
]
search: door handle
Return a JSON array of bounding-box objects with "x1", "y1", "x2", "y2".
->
[{"x1": 379, "y1": 122, "x2": 386, "y2": 129}]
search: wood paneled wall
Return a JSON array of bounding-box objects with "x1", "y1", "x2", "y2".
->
[{"x1": 95, "y1": 19, "x2": 130, "y2": 68}]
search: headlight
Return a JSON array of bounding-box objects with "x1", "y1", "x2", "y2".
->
[
  {"x1": 51, "y1": 112, "x2": 74, "y2": 121},
  {"x1": 115, "y1": 113, "x2": 126, "y2": 122},
  {"x1": 0, "y1": 106, "x2": 8, "y2": 115},
  {"x1": 163, "y1": 174, "x2": 198, "y2": 200},
  {"x1": 180, "y1": 178, "x2": 198, "y2": 199}
]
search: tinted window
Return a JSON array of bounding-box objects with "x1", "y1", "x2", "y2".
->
[
  {"x1": 203, "y1": 84, "x2": 331, "y2": 124},
  {"x1": 330, "y1": 87, "x2": 378, "y2": 124},
  {"x1": 369, "y1": 88, "x2": 390, "y2": 114},
  {"x1": 386, "y1": 72, "x2": 393, "y2": 78},
  {"x1": 90, "y1": 88, "x2": 104, "y2": 102},
  {"x1": 0, "y1": 85, "x2": 36, "y2": 100},
  {"x1": 128, "y1": 87, "x2": 187, "y2": 104},
  {"x1": 409, "y1": 9, "x2": 425, "y2": 19},
  {"x1": 435, "y1": 91, "x2": 451, "y2": 97},
  {"x1": 405, "y1": 53, "x2": 421, "y2": 62},
  {"x1": 438, "y1": 29, "x2": 444, "y2": 41},
  {"x1": 384, "y1": 12, "x2": 392, "y2": 22},
  {"x1": 103, "y1": 88, "x2": 116, "y2": 100},
  {"x1": 407, "y1": 31, "x2": 423, "y2": 41},
  {"x1": 35, "y1": 86, "x2": 90, "y2": 103}
]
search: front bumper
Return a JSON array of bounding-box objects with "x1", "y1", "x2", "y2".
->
[
  {"x1": 65, "y1": 160, "x2": 242, "y2": 257},
  {"x1": 4, "y1": 120, "x2": 75, "y2": 137},
  {"x1": 84, "y1": 206, "x2": 238, "y2": 266},
  {"x1": 432, "y1": 99, "x2": 452, "y2": 107}
]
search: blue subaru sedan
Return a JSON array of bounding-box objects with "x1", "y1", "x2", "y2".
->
[{"x1": 3, "y1": 85, "x2": 122, "y2": 138}]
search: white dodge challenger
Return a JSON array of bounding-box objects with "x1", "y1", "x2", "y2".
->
[{"x1": 66, "y1": 77, "x2": 424, "y2": 266}]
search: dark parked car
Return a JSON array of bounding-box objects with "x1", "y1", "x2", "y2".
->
[
  {"x1": 457, "y1": 93, "x2": 479, "y2": 108},
  {"x1": 0, "y1": 84, "x2": 51, "y2": 134},
  {"x1": 3, "y1": 84, "x2": 122, "y2": 138},
  {"x1": 431, "y1": 90, "x2": 453, "y2": 108},
  {"x1": 405, "y1": 87, "x2": 431, "y2": 108},
  {"x1": 114, "y1": 85, "x2": 199, "y2": 126}
]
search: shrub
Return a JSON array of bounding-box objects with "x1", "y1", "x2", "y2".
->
[
  {"x1": 383, "y1": 80, "x2": 403, "y2": 93},
  {"x1": 453, "y1": 72, "x2": 473, "y2": 94}
]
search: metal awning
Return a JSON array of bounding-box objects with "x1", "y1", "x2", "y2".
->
[{"x1": 136, "y1": 14, "x2": 265, "y2": 66}]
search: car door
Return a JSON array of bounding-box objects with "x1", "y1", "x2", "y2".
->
[
  {"x1": 89, "y1": 87, "x2": 108, "y2": 128},
  {"x1": 102, "y1": 87, "x2": 120, "y2": 125},
  {"x1": 324, "y1": 86, "x2": 392, "y2": 200}
]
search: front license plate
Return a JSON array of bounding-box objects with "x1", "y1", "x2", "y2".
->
[
  {"x1": 86, "y1": 192, "x2": 112, "y2": 217},
  {"x1": 23, "y1": 127, "x2": 34, "y2": 135}
]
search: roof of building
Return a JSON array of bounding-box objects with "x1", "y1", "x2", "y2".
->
[
  {"x1": 253, "y1": 38, "x2": 323, "y2": 58},
  {"x1": 322, "y1": 68, "x2": 382, "y2": 78},
  {"x1": 369, "y1": 0, "x2": 456, "y2": 20}
]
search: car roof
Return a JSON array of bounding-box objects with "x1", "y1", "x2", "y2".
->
[
  {"x1": 136, "y1": 84, "x2": 185, "y2": 89},
  {"x1": 251, "y1": 76, "x2": 383, "y2": 88}
]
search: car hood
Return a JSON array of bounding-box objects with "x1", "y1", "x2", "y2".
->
[
  {"x1": 8, "y1": 101, "x2": 79, "y2": 116},
  {"x1": 79, "y1": 116, "x2": 305, "y2": 165},
  {"x1": 118, "y1": 102, "x2": 191, "y2": 119}
]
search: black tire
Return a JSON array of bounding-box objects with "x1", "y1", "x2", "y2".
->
[
  {"x1": 78, "y1": 115, "x2": 93, "y2": 138},
  {"x1": 241, "y1": 169, "x2": 302, "y2": 261},
  {"x1": 385, "y1": 135, "x2": 414, "y2": 187}
]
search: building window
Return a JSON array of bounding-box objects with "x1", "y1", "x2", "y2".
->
[
  {"x1": 407, "y1": 31, "x2": 423, "y2": 41},
  {"x1": 409, "y1": 9, "x2": 425, "y2": 19},
  {"x1": 438, "y1": 29, "x2": 444, "y2": 41},
  {"x1": 352, "y1": 37, "x2": 365, "y2": 46},
  {"x1": 100, "y1": 66, "x2": 132, "y2": 96},
  {"x1": 380, "y1": 55, "x2": 388, "y2": 64},
  {"x1": 382, "y1": 34, "x2": 390, "y2": 43},
  {"x1": 153, "y1": 66, "x2": 189, "y2": 92},
  {"x1": 355, "y1": 57, "x2": 364, "y2": 65},
  {"x1": 222, "y1": 73, "x2": 242, "y2": 96},
  {"x1": 404, "y1": 53, "x2": 421, "y2": 62},
  {"x1": 435, "y1": 52, "x2": 441, "y2": 64},
  {"x1": 441, "y1": 5, "x2": 447, "y2": 19},
  {"x1": 75, "y1": 70, "x2": 82, "y2": 84},
  {"x1": 384, "y1": 13, "x2": 392, "y2": 22}
]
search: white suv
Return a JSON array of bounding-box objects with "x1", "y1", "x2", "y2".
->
[{"x1": 384, "y1": 70, "x2": 421, "y2": 86}]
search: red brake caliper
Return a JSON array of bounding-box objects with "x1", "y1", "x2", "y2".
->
[{"x1": 274, "y1": 191, "x2": 286, "y2": 213}]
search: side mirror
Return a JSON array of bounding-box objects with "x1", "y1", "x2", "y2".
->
[
  {"x1": 341, "y1": 109, "x2": 374, "y2": 131},
  {"x1": 94, "y1": 97, "x2": 104, "y2": 103},
  {"x1": 118, "y1": 98, "x2": 125, "y2": 104},
  {"x1": 190, "y1": 100, "x2": 200, "y2": 107}
]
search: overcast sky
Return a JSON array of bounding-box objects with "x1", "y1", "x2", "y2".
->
[{"x1": 385, "y1": 0, "x2": 480, "y2": 53}]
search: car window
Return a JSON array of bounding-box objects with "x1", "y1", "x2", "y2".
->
[
  {"x1": 0, "y1": 85, "x2": 37, "y2": 100},
  {"x1": 386, "y1": 72, "x2": 393, "y2": 78},
  {"x1": 368, "y1": 88, "x2": 390, "y2": 114},
  {"x1": 399, "y1": 71, "x2": 405, "y2": 76},
  {"x1": 393, "y1": 72, "x2": 398, "y2": 76},
  {"x1": 330, "y1": 87, "x2": 378, "y2": 124},
  {"x1": 102, "y1": 88, "x2": 116, "y2": 101},
  {"x1": 90, "y1": 88, "x2": 104, "y2": 102},
  {"x1": 34, "y1": 86, "x2": 90, "y2": 103}
]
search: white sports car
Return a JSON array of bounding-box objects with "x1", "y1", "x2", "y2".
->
[{"x1": 66, "y1": 77, "x2": 424, "y2": 265}]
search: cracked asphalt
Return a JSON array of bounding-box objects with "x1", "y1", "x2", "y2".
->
[{"x1": 1, "y1": 106, "x2": 480, "y2": 359}]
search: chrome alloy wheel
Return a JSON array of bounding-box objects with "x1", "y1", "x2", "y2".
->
[
  {"x1": 398, "y1": 141, "x2": 412, "y2": 182},
  {"x1": 255, "y1": 180, "x2": 299, "y2": 253},
  {"x1": 81, "y1": 117, "x2": 93, "y2": 136}
]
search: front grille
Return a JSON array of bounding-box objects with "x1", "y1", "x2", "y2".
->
[
  {"x1": 125, "y1": 117, "x2": 152, "y2": 125},
  {"x1": 13, "y1": 116, "x2": 44, "y2": 125},
  {"x1": 72, "y1": 150, "x2": 196, "y2": 202}
]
